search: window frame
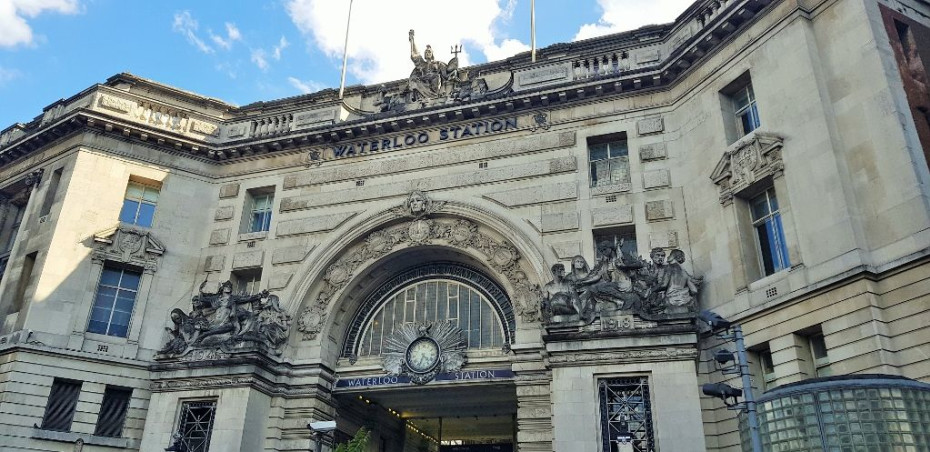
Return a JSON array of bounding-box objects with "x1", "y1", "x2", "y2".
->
[
  {"x1": 118, "y1": 180, "x2": 160, "y2": 228},
  {"x1": 808, "y1": 333, "x2": 831, "y2": 377},
  {"x1": 86, "y1": 264, "x2": 142, "y2": 338},
  {"x1": 40, "y1": 378, "x2": 83, "y2": 432},
  {"x1": 733, "y1": 82, "x2": 760, "y2": 137},
  {"x1": 247, "y1": 192, "x2": 274, "y2": 233},
  {"x1": 597, "y1": 375, "x2": 656, "y2": 452},
  {"x1": 94, "y1": 386, "x2": 133, "y2": 437},
  {"x1": 749, "y1": 188, "x2": 791, "y2": 277},
  {"x1": 232, "y1": 268, "x2": 263, "y2": 296},
  {"x1": 586, "y1": 132, "x2": 633, "y2": 188},
  {"x1": 173, "y1": 399, "x2": 217, "y2": 452}
]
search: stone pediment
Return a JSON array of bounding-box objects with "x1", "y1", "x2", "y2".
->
[
  {"x1": 92, "y1": 225, "x2": 165, "y2": 270},
  {"x1": 710, "y1": 131, "x2": 784, "y2": 205}
]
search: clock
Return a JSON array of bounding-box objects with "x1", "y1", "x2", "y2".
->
[{"x1": 405, "y1": 337, "x2": 440, "y2": 373}]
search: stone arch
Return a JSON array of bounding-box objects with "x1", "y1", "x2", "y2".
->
[{"x1": 284, "y1": 196, "x2": 551, "y2": 365}]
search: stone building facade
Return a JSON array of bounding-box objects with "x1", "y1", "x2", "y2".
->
[{"x1": 1, "y1": 0, "x2": 929, "y2": 450}]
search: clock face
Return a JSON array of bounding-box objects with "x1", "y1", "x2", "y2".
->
[{"x1": 405, "y1": 337, "x2": 440, "y2": 373}]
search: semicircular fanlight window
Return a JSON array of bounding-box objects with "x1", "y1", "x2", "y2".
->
[{"x1": 357, "y1": 279, "x2": 505, "y2": 357}]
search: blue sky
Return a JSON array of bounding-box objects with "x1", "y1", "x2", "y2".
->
[{"x1": 0, "y1": 0, "x2": 692, "y2": 128}]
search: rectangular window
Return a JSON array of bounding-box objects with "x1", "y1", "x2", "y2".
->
[
  {"x1": 599, "y1": 377, "x2": 655, "y2": 452},
  {"x1": 809, "y1": 333, "x2": 831, "y2": 377},
  {"x1": 87, "y1": 265, "x2": 141, "y2": 337},
  {"x1": 733, "y1": 82, "x2": 760, "y2": 137},
  {"x1": 232, "y1": 268, "x2": 262, "y2": 296},
  {"x1": 174, "y1": 400, "x2": 217, "y2": 452},
  {"x1": 759, "y1": 348, "x2": 776, "y2": 389},
  {"x1": 4, "y1": 203, "x2": 25, "y2": 253},
  {"x1": 750, "y1": 188, "x2": 790, "y2": 276},
  {"x1": 593, "y1": 226, "x2": 637, "y2": 258},
  {"x1": 118, "y1": 181, "x2": 160, "y2": 228},
  {"x1": 41, "y1": 379, "x2": 82, "y2": 432},
  {"x1": 588, "y1": 133, "x2": 630, "y2": 188},
  {"x1": 39, "y1": 168, "x2": 63, "y2": 217},
  {"x1": 248, "y1": 193, "x2": 273, "y2": 233},
  {"x1": 12, "y1": 251, "x2": 37, "y2": 313},
  {"x1": 94, "y1": 386, "x2": 132, "y2": 437}
]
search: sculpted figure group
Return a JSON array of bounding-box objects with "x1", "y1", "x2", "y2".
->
[
  {"x1": 159, "y1": 281, "x2": 291, "y2": 357},
  {"x1": 542, "y1": 242, "x2": 702, "y2": 324}
]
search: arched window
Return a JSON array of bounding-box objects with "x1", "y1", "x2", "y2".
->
[{"x1": 357, "y1": 279, "x2": 505, "y2": 357}]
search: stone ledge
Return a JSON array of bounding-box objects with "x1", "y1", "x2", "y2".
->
[{"x1": 32, "y1": 427, "x2": 139, "y2": 449}]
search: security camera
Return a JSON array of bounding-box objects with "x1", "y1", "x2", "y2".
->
[
  {"x1": 307, "y1": 421, "x2": 337, "y2": 432},
  {"x1": 701, "y1": 383, "x2": 742, "y2": 407},
  {"x1": 698, "y1": 310, "x2": 732, "y2": 331}
]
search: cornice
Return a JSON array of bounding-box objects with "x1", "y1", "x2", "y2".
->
[{"x1": 0, "y1": 0, "x2": 780, "y2": 170}]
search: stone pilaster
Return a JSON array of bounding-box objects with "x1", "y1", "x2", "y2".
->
[{"x1": 512, "y1": 344, "x2": 552, "y2": 452}]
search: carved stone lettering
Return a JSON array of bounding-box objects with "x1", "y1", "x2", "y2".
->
[
  {"x1": 190, "y1": 120, "x2": 219, "y2": 136},
  {"x1": 219, "y1": 184, "x2": 240, "y2": 199},
  {"x1": 98, "y1": 95, "x2": 134, "y2": 114},
  {"x1": 645, "y1": 200, "x2": 674, "y2": 221},
  {"x1": 639, "y1": 143, "x2": 668, "y2": 161},
  {"x1": 637, "y1": 117, "x2": 665, "y2": 135},
  {"x1": 591, "y1": 204, "x2": 634, "y2": 227}
]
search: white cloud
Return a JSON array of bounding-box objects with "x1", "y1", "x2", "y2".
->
[
  {"x1": 288, "y1": 76, "x2": 325, "y2": 94},
  {"x1": 573, "y1": 0, "x2": 693, "y2": 41},
  {"x1": 272, "y1": 36, "x2": 289, "y2": 60},
  {"x1": 173, "y1": 10, "x2": 213, "y2": 54},
  {"x1": 251, "y1": 49, "x2": 269, "y2": 71},
  {"x1": 0, "y1": 0, "x2": 80, "y2": 48},
  {"x1": 285, "y1": 0, "x2": 529, "y2": 86},
  {"x1": 209, "y1": 22, "x2": 242, "y2": 51},
  {"x1": 0, "y1": 65, "x2": 22, "y2": 85}
]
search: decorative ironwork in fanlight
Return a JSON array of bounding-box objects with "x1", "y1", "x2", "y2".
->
[
  {"x1": 344, "y1": 263, "x2": 514, "y2": 358},
  {"x1": 381, "y1": 322, "x2": 467, "y2": 385},
  {"x1": 599, "y1": 377, "x2": 655, "y2": 452},
  {"x1": 167, "y1": 400, "x2": 216, "y2": 452}
]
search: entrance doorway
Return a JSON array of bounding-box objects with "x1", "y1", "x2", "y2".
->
[{"x1": 334, "y1": 382, "x2": 517, "y2": 452}]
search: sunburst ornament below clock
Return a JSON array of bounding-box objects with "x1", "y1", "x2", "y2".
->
[{"x1": 381, "y1": 322, "x2": 467, "y2": 385}]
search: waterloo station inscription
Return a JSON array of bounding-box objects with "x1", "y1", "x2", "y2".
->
[{"x1": 319, "y1": 117, "x2": 519, "y2": 161}]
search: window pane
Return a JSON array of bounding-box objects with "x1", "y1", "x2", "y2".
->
[
  {"x1": 608, "y1": 141, "x2": 628, "y2": 158},
  {"x1": 87, "y1": 319, "x2": 109, "y2": 335},
  {"x1": 125, "y1": 182, "x2": 144, "y2": 200},
  {"x1": 136, "y1": 203, "x2": 155, "y2": 227},
  {"x1": 767, "y1": 188, "x2": 779, "y2": 212},
  {"x1": 757, "y1": 221, "x2": 776, "y2": 276},
  {"x1": 591, "y1": 160, "x2": 611, "y2": 187},
  {"x1": 589, "y1": 143, "x2": 609, "y2": 161},
  {"x1": 115, "y1": 292, "x2": 136, "y2": 312},
  {"x1": 100, "y1": 269, "x2": 122, "y2": 287},
  {"x1": 609, "y1": 157, "x2": 630, "y2": 184},
  {"x1": 141, "y1": 186, "x2": 160, "y2": 203},
  {"x1": 119, "y1": 271, "x2": 141, "y2": 290},
  {"x1": 750, "y1": 194, "x2": 770, "y2": 221},
  {"x1": 734, "y1": 86, "x2": 751, "y2": 110},
  {"x1": 772, "y1": 213, "x2": 791, "y2": 271},
  {"x1": 250, "y1": 212, "x2": 266, "y2": 232},
  {"x1": 119, "y1": 199, "x2": 139, "y2": 223},
  {"x1": 740, "y1": 110, "x2": 756, "y2": 135}
]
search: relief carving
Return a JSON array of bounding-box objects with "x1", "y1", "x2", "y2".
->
[
  {"x1": 541, "y1": 243, "x2": 702, "y2": 326},
  {"x1": 297, "y1": 191, "x2": 540, "y2": 340},
  {"x1": 158, "y1": 281, "x2": 292, "y2": 358},
  {"x1": 710, "y1": 132, "x2": 785, "y2": 205},
  {"x1": 92, "y1": 226, "x2": 165, "y2": 270}
]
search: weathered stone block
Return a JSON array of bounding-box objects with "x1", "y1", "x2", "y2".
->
[
  {"x1": 209, "y1": 229, "x2": 230, "y2": 245},
  {"x1": 590, "y1": 182, "x2": 632, "y2": 196},
  {"x1": 203, "y1": 255, "x2": 225, "y2": 272},
  {"x1": 639, "y1": 143, "x2": 667, "y2": 161},
  {"x1": 219, "y1": 183, "x2": 240, "y2": 199},
  {"x1": 637, "y1": 117, "x2": 664, "y2": 135},
  {"x1": 645, "y1": 200, "x2": 674, "y2": 221},
  {"x1": 268, "y1": 272, "x2": 293, "y2": 290},
  {"x1": 591, "y1": 204, "x2": 634, "y2": 227},
  {"x1": 486, "y1": 182, "x2": 578, "y2": 207},
  {"x1": 232, "y1": 250, "x2": 264, "y2": 269},
  {"x1": 214, "y1": 206, "x2": 235, "y2": 221},
  {"x1": 271, "y1": 246, "x2": 314, "y2": 265},
  {"x1": 540, "y1": 212, "x2": 579, "y2": 232},
  {"x1": 551, "y1": 241, "x2": 581, "y2": 259},
  {"x1": 649, "y1": 231, "x2": 680, "y2": 249},
  {"x1": 276, "y1": 212, "x2": 357, "y2": 236},
  {"x1": 643, "y1": 170, "x2": 670, "y2": 189}
]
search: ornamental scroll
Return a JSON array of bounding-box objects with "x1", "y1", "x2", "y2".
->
[{"x1": 297, "y1": 191, "x2": 541, "y2": 340}]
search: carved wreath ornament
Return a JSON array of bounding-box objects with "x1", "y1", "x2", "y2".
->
[{"x1": 297, "y1": 192, "x2": 541, "y2": 340}]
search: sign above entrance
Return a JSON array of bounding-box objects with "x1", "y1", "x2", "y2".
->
[{"x1": 335, "y1": 368, "x2": 515, "y2": 389}]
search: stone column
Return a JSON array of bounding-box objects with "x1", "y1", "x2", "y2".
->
[{"x1": 512, "y1": 344, "x2": 552, "y2": 452}]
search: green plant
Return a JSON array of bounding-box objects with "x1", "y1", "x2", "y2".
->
[{"x1": 333, "y1": 427, "x2": 370, "y2": 452}]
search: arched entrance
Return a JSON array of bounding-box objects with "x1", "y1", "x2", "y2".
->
[{"x1": 333, "y1": 258, "x2": 518, "y2": 452}]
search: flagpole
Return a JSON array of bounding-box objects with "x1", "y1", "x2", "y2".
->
[
  {"x1": 531, "y1": 0, "x2": 536, "y2": 62},
  {"x1": 338, "y1": 0, "x2": 354, "y2": 100}
]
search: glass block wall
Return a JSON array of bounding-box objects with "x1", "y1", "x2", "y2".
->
[{"x1": 739, "y1": 374, "x2": 930, "y2": 452}]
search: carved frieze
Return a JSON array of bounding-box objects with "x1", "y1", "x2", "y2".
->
[
  {"x1": 548, "y1": 347, "x2": 697, "y2": 366},
  {"x1": 92, "y1": 226, "x2": 165, "y2": 271},
  {"x1": 297, "y1": 191, "x2": 540, "y2": 340},
  {"x1": 710, "y1": 131, "x2": 785, "y2": 205}
]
